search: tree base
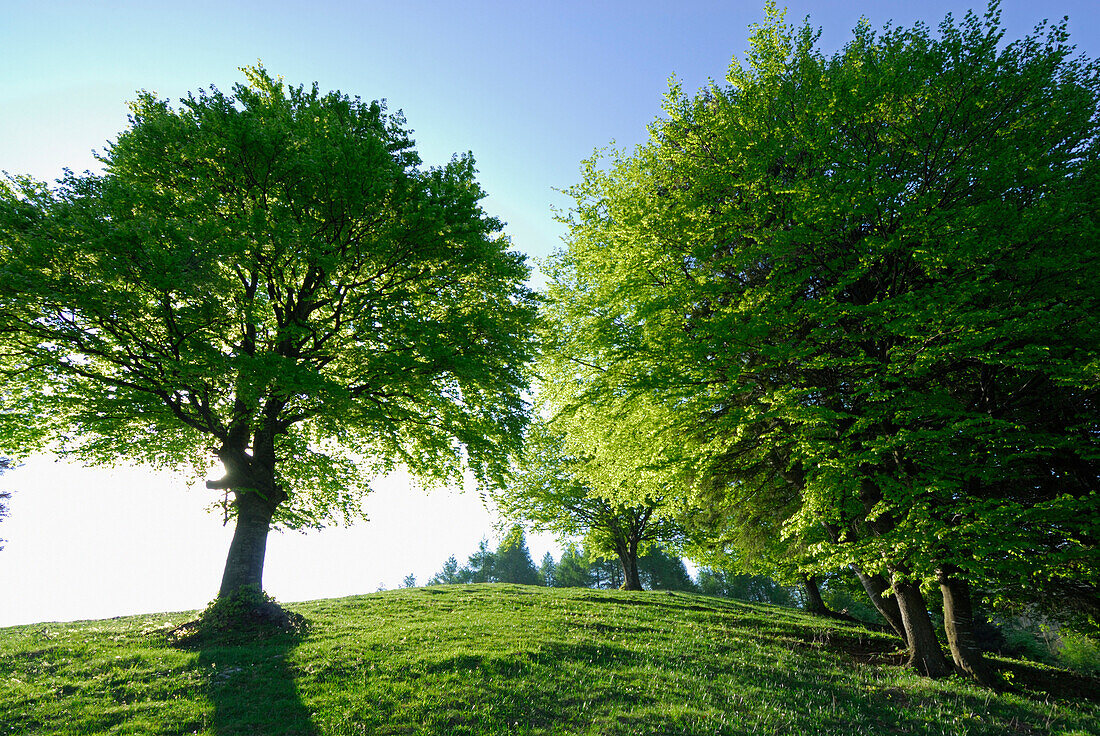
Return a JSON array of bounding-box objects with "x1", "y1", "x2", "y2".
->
[{"x1": 167, "y1": 587, "x2": 309, "y2": 648}]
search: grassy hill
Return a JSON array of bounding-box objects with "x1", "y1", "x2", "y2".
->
[{"x1": 1, "y1": 585, "x2": 1096, "y2": 735}]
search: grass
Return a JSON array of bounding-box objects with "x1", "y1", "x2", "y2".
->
[{"x1": 1, "y1": 585, "x2": 1097, "y2": 735}]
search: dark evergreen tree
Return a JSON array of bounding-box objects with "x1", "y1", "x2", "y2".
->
[
  {"x1": 696, "y1": 568, "x2": 795, "y2": 606},
  {"x1": 493, "y1": 525, "x2": 540, "y2": 585},
  {"x1": 590, "y1": 554, "x2": 624, "y2": 589},
  {"x1": 639, "y1": 546, "x2": 696, "y2": 592},
  {"x1": 427, "y1": 555, "x2": 467, "y2": 585},
  {"x1": 538, "y1": 552, "x2": 557, "y2": 587},
  {"x1": 554, "y1": 543, "x2": 594, "y2": 588},
  {"x1": 464, "y1": 539, "x2": 496, "y2": 583}
]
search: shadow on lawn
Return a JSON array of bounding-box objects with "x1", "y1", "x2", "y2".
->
[{"x1": 197, "y1": 632, "x2": 318, "y2": 736}]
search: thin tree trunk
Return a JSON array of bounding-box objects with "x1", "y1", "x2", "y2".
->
[
  {"x1": 802, "y1": 574, "x2": 830, "y2": 615},
  {"x1": 937, "y1": 566, "x2": 995, "y2": 686},
  {"x1": 822, "y1": 522, "x2": 907, "y2": 641},
  {"x1": 850, "y1": 565, "x2": 908, "y2": 644},
  {"x1": 218, "y1": 490, "x2": 277, "y2": 599},
  {"x1": 890, "y1": 570, "x2": 951, "y2": 678}
]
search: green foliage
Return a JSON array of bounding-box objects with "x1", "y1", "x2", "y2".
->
[
  {"x1": 538, "y1": 551, "x2": 556, "y2": 586},
  {"x1": 1, "y1": 587, "x2": 1097, "y2": 735},
  {"x1": 463, "y1": 539, "x2": 497, "y2": 583},
  {"x1": 1058, "y1": 631, "x2": 1100, "y2": 676},
  {"x1": 999, "y1": 621, "x2": 1058, "y2": 663},
  {"x1": 0, "y1": 65, "x2": 538, "y2": 605},
  {"x1": 546, "y1": 1, "x2": 1100, "y2": 634},
  {"x1": 495, "y1": 418, "x2": 684, "y2": 586},
  {"x1": 492, "y1": 525, "x2": 541, "y2": 585},
  {"x1": 638, "y1": 545, "x2": 697, "y2": 592},
  {"x1": 552, "y1": 543, "x2": 595, "y2": 588},
  {"x1": 428, "y1": 555, "x2": 466, "y2": 585},
  {"x1": 428, "y1": 529, "x2": 540, "y2": 586},
  {"x1": 817, "y1": 572, "x2": 886, "y2": 626},
  {"x1": 0, "y1": 64, "x2": 538, "y2": 529},
  {"x1": 589, "y1": 555, "x2": 625, "y2": 589},
  {"x1": 697, "y1": 567, "x2": 795, "y2": 606}
]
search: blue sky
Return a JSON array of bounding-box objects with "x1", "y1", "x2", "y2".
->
[{"x1": 1, "y1": 1, "x2": 1098, "y2": 626}]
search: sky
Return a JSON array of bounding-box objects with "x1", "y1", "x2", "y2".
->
[{"x1": 1, "y1": 0, "x2": 1098, "y2": 627}]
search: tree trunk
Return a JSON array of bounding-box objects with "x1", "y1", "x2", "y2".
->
[
  {"x1": 850, "y1": 565, "x2": 908, "y2": 644},
  {"x1": 937, "y1": 566, "x2": 995, "y2": 686},
  {"x1": 618, "y1": 542, "x2": 642, "y2": 591},
  {"x1": 218, "y1": 490, "x2": 277, "y2": 599},
  {"x1": 890, "y1": 570, "x2": 951, "y2": 677},
  {"x1": 802, "y1": 574, "x2": 830, "y2": 615}
]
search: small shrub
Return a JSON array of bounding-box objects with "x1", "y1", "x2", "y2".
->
[{"x1": 1058, "y1": 631, "x2": 1100, "y2": 675}]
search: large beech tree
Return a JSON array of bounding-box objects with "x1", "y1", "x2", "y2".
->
[
  {"x1": 545, "y1": 3, "x2": 1099, "y2": 681},
  {"x1": 0, "y1": 67, "x2": 537, "y2": 601}
]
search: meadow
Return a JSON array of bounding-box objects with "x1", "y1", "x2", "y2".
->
[{"x1": 1, "y1": 585, "x2": 1097, "y2": 735}]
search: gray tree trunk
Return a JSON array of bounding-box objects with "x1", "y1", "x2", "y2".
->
[
  {"x1": 218, "y1": 490, "x2": 277, "y2": 599},
  {"x1": 802, "y1": 574, "x2": 830, "y2": 615},
  {"x1": 850, "y1": 565, "x2": 908, "y2": 644},
  {"x1": 618, "y1": 542, "x2": 642, "y2": 591},
  {"x1": 891, "y1": 570, "x2": 951, "y2": 677},
  {"x1": 937, "y1": 566, "x2": 995, "y2": 685}
]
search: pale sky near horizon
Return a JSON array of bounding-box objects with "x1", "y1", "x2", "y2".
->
[{"x1": 2, "y1": 0, "x2": 1098, "y2": 628}]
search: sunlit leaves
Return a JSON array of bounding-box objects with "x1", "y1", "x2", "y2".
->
[
  {"x1": 0, "y1": 65, "x2": 538, "y2": 530},
  {"x1": 544, "y1": 2, "x2": 1100, "y2": 616}
]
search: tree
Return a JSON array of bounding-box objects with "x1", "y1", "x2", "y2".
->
[
  {"x1": 538, "y1": 551, "x2": 557, "y2": 586},
  {"x1": 545, "y1": 3, "x2": 1099, "y2": 681},
  {"x1": 427, "y1": 531, "x2": 541, "y2": 586},
  {"x1": 589, "y1": 554, "x2": 624, "y2": 589},
  {"x1": 696, "y1": 568, "x2": 794, "y2": 606},
  {"x1": 553, "y1": 543, "x2": 594, "y2": 588},
  {"x1": 494, "y1": 418, "x2": 683, "y2": 590},
  {"x1": 428, "y1": 555, "x2": 466, "y2": 585},
  {"x1": 638, "y1": 545, "x2": 696, "y2": 592},
  {"x1": 464, "y1": 538, "x2": 497, "y2": 583},
  {"x1": 492, "y1": 525, "x2": 541, "y2": 585},
  {"x1": 0, "y1": 67, "x2": 538, "y2": 610}
]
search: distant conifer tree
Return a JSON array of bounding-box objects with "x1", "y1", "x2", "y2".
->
[{"x1": 493, "y1": 525, "x2": 540, "y2": 585}]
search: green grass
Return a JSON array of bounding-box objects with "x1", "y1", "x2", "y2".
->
[{"x1": 1, "y1": 585, "x2": 1096, "y2": 735}]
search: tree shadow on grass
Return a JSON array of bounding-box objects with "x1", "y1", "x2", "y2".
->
[
  {"x1": 171, "y1": 614, "x2": 317, "y2": 736},
  {"x1": 196, "y1": 634, "x2": 318, "y2": 736}
]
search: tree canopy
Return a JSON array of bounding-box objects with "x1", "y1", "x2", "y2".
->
[
  {"x1": 543, "y1": 2, "x2": 1100, "y2": 679},
  {"x1": 0, "y1": 66, "x2": 538, "y2": 602},
  {"x1": 494, "y1": 418, "x2": 683, "y2": 590}
]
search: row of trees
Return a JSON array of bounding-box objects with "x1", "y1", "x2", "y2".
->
[
  {"x1": 507, "y1": 3, "x2": 1099, "y2": 684},
  {"x1": 421, "y1": 526, "x2": 706, "y2": 593}
]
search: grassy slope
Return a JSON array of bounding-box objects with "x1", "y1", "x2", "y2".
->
[{"x1": 1, "y1": 585, "x2": 1096, "y2": 736}]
